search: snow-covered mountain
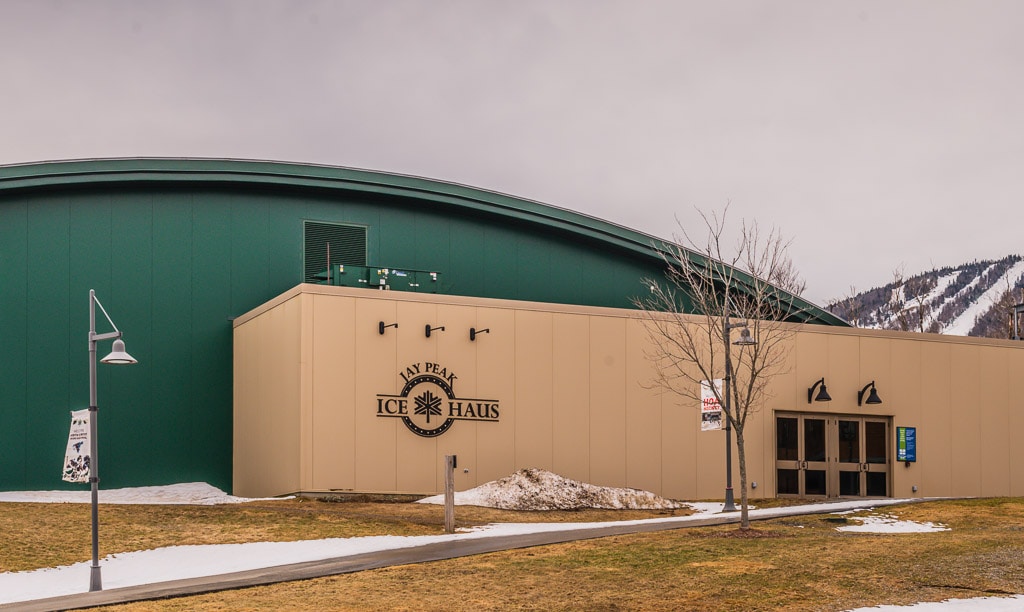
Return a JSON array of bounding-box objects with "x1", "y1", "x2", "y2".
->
[{"x1": 826, "y1": 255, "x2": 1024, "y2": 338}]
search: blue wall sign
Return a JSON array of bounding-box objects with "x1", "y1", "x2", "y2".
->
[{"x1": 897, "y1": 426, "x2": 917, "y2": 462}]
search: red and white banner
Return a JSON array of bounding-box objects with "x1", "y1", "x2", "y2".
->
[{"x1": 700, "y1": 379, "x2": 723, "y2": 432}]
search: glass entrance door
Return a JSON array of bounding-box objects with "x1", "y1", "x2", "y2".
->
[
  {"x1": 775, "y1": 414, "x2": 829, "y2": 498},
  {"x1": 776, "y1": 413, "x2": 891, "y2": 498}
]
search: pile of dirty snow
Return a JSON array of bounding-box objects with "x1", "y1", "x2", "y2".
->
[{"x1": 417, "y1": 468, "x2": 685, "y2": 511}]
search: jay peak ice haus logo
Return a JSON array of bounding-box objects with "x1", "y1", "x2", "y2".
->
[{"x1": 376, "y1": 362, "x2": 500, "y2": 437}]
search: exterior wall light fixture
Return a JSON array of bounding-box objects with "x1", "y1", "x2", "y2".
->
[
  {"x1": 807, "y1": 378, "x2": 832, "y2": 403},
  {"x1": 858, "y1": 381, "x2": 883, "y2": 406},
  {"x1": 469, "y1": 327, "x2": 490, "y2": 341},
  {"x1": 425, "y1": 324, "x2": 445, "y2": 338},
  {"x1": 378, "y1": 322, "x2": 398, "y2": 335}
]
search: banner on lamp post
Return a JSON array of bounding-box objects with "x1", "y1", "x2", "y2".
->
[
  {"x1": 700, "y1": 379, "x2": 724, "y2": 432},
  {"x1": 62, "y1": 409, "x2": 91, "y2": 483}
]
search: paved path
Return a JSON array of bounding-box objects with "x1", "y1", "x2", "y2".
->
[{"x1": 2, "y1": 501, "x2": 919, "y2": 612}]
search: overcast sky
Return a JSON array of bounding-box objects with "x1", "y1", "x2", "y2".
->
[{"x1": 2, "y1": 1, "x2": 1021, "y2": 304}]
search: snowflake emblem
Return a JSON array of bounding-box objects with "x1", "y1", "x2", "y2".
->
[{"x1": 414, "y1": 390, "x2": 443, "y2": 423}]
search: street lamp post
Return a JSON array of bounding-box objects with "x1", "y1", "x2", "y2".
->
[
  {"x1": 88, "y1": 289, "x2": 137, "y2": 591},
  {"x1": 722, "y1": 302, "x2": 755, "y2": 513},
  {"x1": 1013, "y1": 303, "x2": 1024, "y2": 340}
]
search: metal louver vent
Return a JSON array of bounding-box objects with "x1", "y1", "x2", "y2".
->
[{"x1": 304, "y1": 221, "x2": 367, "y2": 282}]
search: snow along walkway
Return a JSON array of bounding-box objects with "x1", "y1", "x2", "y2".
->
[{"x1": 1, "y1": 498, "x2": 927, "y2": 612}]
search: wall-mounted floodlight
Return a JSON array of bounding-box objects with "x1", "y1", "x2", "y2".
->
[
  {"x1": 470, "y1": 327, "x2": 490, "y2": 341},
  {"x1": 807, "y1": 378, "x2": 831, "y2": 403},
  {"x1": 425, "y1": 324, "x2": 445, "y2": 338},
  {"x1": 378, "y1": 321, "x2": 398, "y2": 335},
  {"x1": 858, "y1": 381, "x2": 882, "y2": 406}
]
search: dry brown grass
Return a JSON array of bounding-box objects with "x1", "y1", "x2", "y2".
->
[
  {"x1": 0, "y1": 496, "x2": 689, "y2": 572},
  {"x1": 4, "y1": 498, "x2": 1023, "y2": 611}
]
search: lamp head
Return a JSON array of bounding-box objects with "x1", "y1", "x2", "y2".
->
[
  {"x1": 732, "y1": 326, "x2": 757, "y2": 346},
  {"x1": 808, "y1": 377, "x2": 831, "y2": 403},
  {"x1": 101, "y1": 338, "x2": 137, "y2": 365},
  {"x1": 858, "y1": 381, "x2": 882, "y2": 406}
]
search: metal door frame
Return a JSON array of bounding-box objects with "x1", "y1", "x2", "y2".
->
[{"x1": 775, "y1": 412, "x2": 892, "y2": 499}]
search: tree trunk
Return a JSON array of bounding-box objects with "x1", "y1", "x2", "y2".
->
[{"x1": 736, "y1": 425, "x2": 750, "y2": 529}]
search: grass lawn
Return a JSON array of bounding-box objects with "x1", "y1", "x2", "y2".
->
[{"x1": 3, "y1": 497, "x2": 1023, "y2": 610}]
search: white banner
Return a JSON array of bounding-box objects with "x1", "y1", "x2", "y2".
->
[
  {"x1": 62, "y1": 409, "x2": 91, "y2": 483},
  {"x1": 700, "y1": 379, "x2": 723, "y2": 432}
]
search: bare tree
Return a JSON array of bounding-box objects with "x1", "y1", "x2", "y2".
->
[
  {"x1": 635, "y1": 208, "x2": 804, "y2": 529},
  {"x1": 826, "y1": 285, "x2": 865, "y2": 327},
  {"x1": 882, "y1": 265, "x2": 934, "y2": 333}
]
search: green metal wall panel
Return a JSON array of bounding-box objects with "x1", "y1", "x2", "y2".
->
[
  {"x1": 189, "y1": 200, "x2": 234, "y2": 488},
  {"x1": 0, "y1": 200, "x2": 28, "y2": 489},
  {"x1": 25, "y1": 196, "x2": 73, "y2": 490},
  {"x1": 148, "y1": 193, "x2": 195, "y2": 486}
]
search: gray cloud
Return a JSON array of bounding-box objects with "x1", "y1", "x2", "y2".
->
[{"x1": 2, "y1": 0, "x2": 1022, "y2": 304}]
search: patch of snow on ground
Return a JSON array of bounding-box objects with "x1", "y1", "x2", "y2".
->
[
  {"x1": 685, "y1": 502, "x2": 740, "y2": 514},
  {"x1": 846, "y1": 595, "x2": 1024, "y2": 611},
  {"x1": 0, "y1": 482, "x2": 290, "y2": 505},
  {"x1": 416, "y1": 468, "x2": 686, "y2": 510},
  {"x1": 0, "y1": 477, "x2": 995, "y2": 610},
  {"x1": 0, "y1": 497, "x2": 919, "y2": 605},
  {"x1": 836, "y1": 513, "x2": 949, "y2": 533}
]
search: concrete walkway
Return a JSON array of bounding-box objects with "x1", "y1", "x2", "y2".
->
[{"x1": 2, "y1": 500, "x2": 919, "y2": 612}]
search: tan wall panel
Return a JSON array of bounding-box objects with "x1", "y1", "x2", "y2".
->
[
  {"x1": 625, "y1": 319, "x2": 662, "y2": 494},
  {"x1": 299, "y1": 294, "x2": 315, "y2": 490},
  {"x1": 395, "y1": 300, "x2": 440, "y2": 493},
  {"x1": 660, "y1": 387, "x2": 696, "y2": 499},
  {"x1": 474, "y1": 308, "x2": 517, "y2": 483},
  {"x1": 795, "y1": 331, "x2": 830, "y2": 409},
  {"x1": 826, "y1": 334, "x2": 861, "y2": 413},
  {"x1": 1009, "y1": 349, "x2": 1024, "y2": 495},
  {"x1": 739, "y1": 411, "x2": 765, "y2": 499},
  {"x1": 858, "y1": 336, "x2": 892, "y2": 411},
  {"x1": 979, "y1": 347, "x2": 1010, "y2": 496},
  {"x1": 232, "y1": 320, "x2": 256, "y2": 495},
  {"x1": 919, "y1": 341, "x2": 952, "y2": 496},
  {"x1": 353, "y1": 298, "x2": 399, "y2": 492},
  {"x1": 309, "y1": 294, "x2": 357, "y2": 491},
  {"x1": 552, "y1": 313, "x2": 591, "y2": 483},
  {"x1": 889, "y1": 340, "x2": 922, "y2": 497},
  {"x1": 232, "y1": 297, "x2": 302, "y2": 497},
  {"x1": 589, "y1": 316, "x2": 627, "y2": 488},
  {"x1": 435, "y1": 304, "x2": 480, "y2": 492},
  {"x1": 949, "y1": 344, "x2": 982, "y2": 496},
  {"x1": 695, "y1": 418, "x2": 725, "y2": 498},
  {"x1": 513, "y1": 310, "x2": 555, "y2": 471}
]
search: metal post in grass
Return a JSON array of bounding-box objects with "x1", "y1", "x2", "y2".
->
[
  {"x1": 87, "y1": 290, "x2": 138, "y2": 591},
  {"x1": 444, "y1": 455, "x2": 456, "y2": 533}
]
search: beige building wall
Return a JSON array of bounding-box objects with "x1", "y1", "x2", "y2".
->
[{"x1": 233, "y1": 285, "x2": 1024, "y2": 500}]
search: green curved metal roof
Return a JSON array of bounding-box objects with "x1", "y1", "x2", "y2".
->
[{"x1": 0, "y1": 157, "x2": 847, "y2": 326}]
